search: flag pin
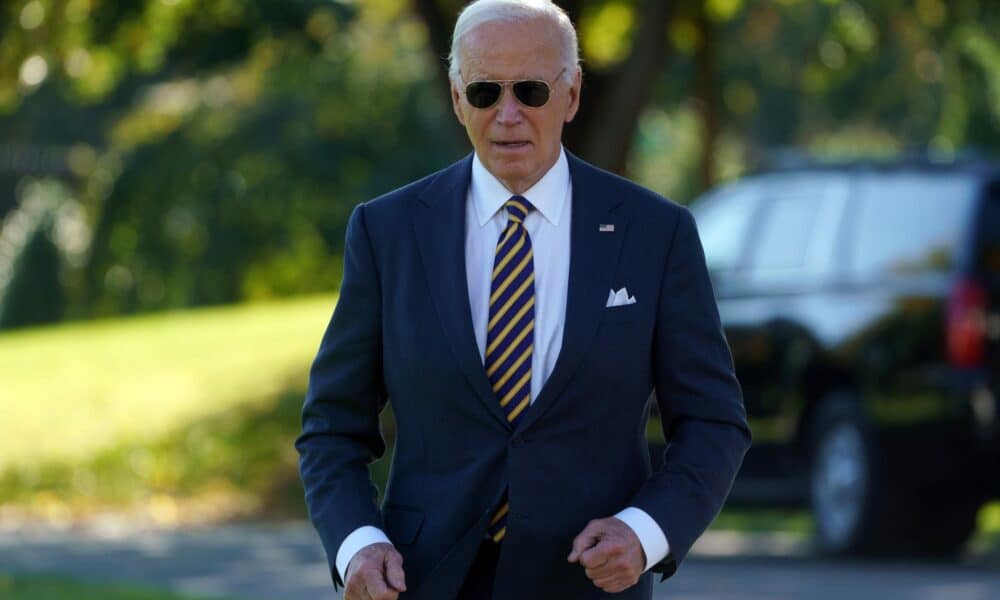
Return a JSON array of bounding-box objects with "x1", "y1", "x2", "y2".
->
[{"x1": 599, "y1": 224, "x2": 615, "y2": 232}]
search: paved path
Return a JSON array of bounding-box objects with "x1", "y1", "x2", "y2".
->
[{"x1": 1, "y1": 522, "x2": 999, "y2": 599}]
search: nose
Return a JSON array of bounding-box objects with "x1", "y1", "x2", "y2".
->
[{"x1": 495, "y1": 85, "x2": 523, "y2": 125}]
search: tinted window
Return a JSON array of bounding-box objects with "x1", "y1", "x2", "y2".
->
[
  {"x1": 747, "y1": 175, "x2": 847, "y2": 281},
  {"x1": 690, "y1": 186, "x2": 758, "y2": 272},
  {"x1": 851, "y1": 174, "x2": 977, "y2": 277},
  {"x1": 751, "y1": 194, "x2": 820, "y2": 271}
]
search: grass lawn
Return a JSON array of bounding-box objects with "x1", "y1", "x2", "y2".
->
[
  {"x1": 0, "y1": 573, "x2": 218, "y2": 600},
  {"x1": 0, "y1": 294, "x2": 336, "y2": 470},
  {"x1": 0, "y1": 295, "x2": 339, "y2": 519}
]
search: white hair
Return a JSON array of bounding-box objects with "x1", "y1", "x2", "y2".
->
[{"x1": 448, "y1": 0, "x2": 580, "y2": 85}]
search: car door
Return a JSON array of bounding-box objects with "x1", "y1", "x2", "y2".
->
[{"x1": 695, "y1": 173, "x2": 849, "y2": 496}]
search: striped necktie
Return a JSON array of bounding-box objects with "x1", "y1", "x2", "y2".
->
[{"x1": 485, "y1": 195, "x2": 536, "y2": 543}]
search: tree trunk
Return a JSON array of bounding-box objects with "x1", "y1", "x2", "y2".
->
[{"x1": 694, "y1": 6, "x2": 719, "y2": 193}]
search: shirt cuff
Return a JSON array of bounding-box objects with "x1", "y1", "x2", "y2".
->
[
  {"x1": 336, "y1": 525, "x2": 392, "y2": 580},
  {"x1": 613, "y1": 506, "x2": 670, "y2": 573}
]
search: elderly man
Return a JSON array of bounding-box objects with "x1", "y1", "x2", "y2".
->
[{"x1": 295, "y1": 1, "x2": 750, "y2": 598}]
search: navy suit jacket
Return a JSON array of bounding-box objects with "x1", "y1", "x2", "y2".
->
[{"x1": 296, "y1": 152, "x2": 751, "y2": 599}]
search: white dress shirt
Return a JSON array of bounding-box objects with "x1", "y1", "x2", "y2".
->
[{"x1": 335, "y1": 147, "x2": 669, "y2": 580}]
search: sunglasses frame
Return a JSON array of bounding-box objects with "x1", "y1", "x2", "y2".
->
[{"x1": 461, "y1": 67, "x2": 568, "y2": 110}]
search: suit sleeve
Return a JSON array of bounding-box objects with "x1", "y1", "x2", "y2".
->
[
  {"x1": 629, "y1": 206, "x2": 752, "y2": 581},
  {"x1": 295, "y1": 203, "x2": 388, "y2": 589}
]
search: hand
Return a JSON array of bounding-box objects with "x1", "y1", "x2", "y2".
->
[
  {"x1": 344, "y1": 542, "x2": 407, "y2": 600},
  {"x1": 567, "y1": 517, "x2": 646, "y2": 594}
]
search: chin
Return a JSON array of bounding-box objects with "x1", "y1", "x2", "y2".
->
[{"x1": 488, "y1": 159, "x2": 532, "y2": 178}]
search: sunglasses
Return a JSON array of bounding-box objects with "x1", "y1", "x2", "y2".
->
[{"x1": 463, "y1": 68, "x2": 567, "y2": 109}]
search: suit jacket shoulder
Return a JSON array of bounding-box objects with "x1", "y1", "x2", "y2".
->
[{"x1": 566, "y1": 152, "x2": 692, "y2": 247}]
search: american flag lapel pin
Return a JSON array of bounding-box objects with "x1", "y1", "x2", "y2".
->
[{"x1": 599, "y1": 223, "x2": 615, "y2": 233}]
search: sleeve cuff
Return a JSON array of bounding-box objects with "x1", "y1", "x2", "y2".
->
[
  {"x1": 336, "y1": 525, "x2": 392, "y2": 580},
  {"x1": 613, "y1": 506, "x2": 670, "y2": 573}
]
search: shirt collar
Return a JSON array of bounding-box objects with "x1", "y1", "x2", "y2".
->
[{"x1": 471, "y1": 146, "x2": 569, "y2": 228}]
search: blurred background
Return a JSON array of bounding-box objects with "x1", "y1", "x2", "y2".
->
[{"x1": 1, "y1": 0, "x2": 998, "y2": 598}]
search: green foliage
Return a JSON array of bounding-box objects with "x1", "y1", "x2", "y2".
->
[
  {"x1": 2, "y1": 0, "x2": 464, "y2": 320},
  {"x1": 0, "y1": 218, "x2": 61, "y2": 329},
  {"x1": 0, "y1": 223, "x2": 62, "y2": 329},
  {"x1": 579, "y1": 1, "x2": 636, "y2": 69},
  {"x1": 0, "y1": 179, "x2": 73, "y2": 330},
  {"x1": 0, "y1": 574, "x2": 219, "y2": 600},
  {"x1": 77, "y1": 2, "x2": 461, "y2": 316},
  {"x1": 708, "y1": 0, "x2": 1000, "y2": 156}
]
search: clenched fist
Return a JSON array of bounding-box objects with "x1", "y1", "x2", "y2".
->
[
  {"x1": 344, "y1": 542, "x2": 407, "y2": 600},
  {"x1": 567, "y1": 517, "x2": 645, "y2": 594}
]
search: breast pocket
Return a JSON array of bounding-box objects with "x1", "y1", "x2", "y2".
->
[{"x1": 602, "y1": 303, "x2": 641, "y2": 323}]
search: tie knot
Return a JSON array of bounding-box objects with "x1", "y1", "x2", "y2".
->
[{"x1": 505, "y1": 196, "x2": 534, "y2": 224}]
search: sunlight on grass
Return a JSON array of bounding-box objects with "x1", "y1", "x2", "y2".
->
[
  {"x1": 0, "y1": 295, "x2": 336, "y2": 472},
  {"x1": 980, "y1": 502, "x2": 1000, "y2": 534},
  {"x1": 711, "y1": 508, "x2": 814, "y2": 535},
  {"x1": 712, "y1": 502, "x2": 1000, "y2": 543},
  {"x1": 0, "y1": 572, "x2": 220, "y2": 599}
]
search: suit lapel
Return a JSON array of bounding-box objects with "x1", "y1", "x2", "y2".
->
[
  {"x1": 516, "y1": 153, "x2": 630, "y2": 433},
  {"x1": 408, "y1": 152, "x2": 630, "y2": 434},
  {"x1": 410, "y1": 155, "x2": 512, "y2": 431}
]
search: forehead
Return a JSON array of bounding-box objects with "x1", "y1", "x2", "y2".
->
[{"x1": 460, "y1": 18, "x2": 563, "y2": 80}]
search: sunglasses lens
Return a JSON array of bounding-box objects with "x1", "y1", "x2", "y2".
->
[
  {"x1": 513, "y1": 81, "x2": 550, "y2": 107},
  {"x1": 466, "y1": 82, "x2": 502, "y2": 108}
]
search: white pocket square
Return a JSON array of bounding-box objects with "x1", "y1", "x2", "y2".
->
[{"x1": 606, "y1": 287, "x2": 636, "y2": 307}]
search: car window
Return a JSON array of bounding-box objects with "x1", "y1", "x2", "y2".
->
[
  {"x1": 690, "y1": 186, "x2": 758, "y2": 273},
  {"x1": 751, "y1": 194, "x2": 820, "y2": 271},
  {"x1": 851, "y1": 174, "x2": 977, "y2": 277},
  {"x1": 747, "y1": 175, "x2": 847, "y2": 282}
]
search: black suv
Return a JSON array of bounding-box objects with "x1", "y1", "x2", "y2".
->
[{"x1": 688, "y1": 160, "x2": 1000, "y2": 557}]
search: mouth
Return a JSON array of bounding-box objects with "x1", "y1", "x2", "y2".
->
[{"x1": 492, "y1": 140, "x2": 532, "y2": 151}]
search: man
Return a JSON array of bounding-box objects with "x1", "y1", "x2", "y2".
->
[{"x1": 295, "y1": 1, "x2": 751, "y2": 598}]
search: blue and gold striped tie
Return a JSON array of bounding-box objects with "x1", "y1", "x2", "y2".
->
[{"x1": 485, "y1": 195, "x2": 536, "y2": 543}]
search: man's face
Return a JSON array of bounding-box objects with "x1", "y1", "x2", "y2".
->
[{"x1": 451, "y1": 18, "x2": 581, "y2": 194}]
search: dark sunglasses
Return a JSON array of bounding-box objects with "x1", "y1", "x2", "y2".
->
[{"x1": 463, "y1": 68, "x2": 567, "y2": 109}]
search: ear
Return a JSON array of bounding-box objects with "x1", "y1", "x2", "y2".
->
[
  {"x1": 564, "y1": 68, "x2": 582, "y2": 124},
  {"x1": 451, "y1": 82, "x2": 466, "y2": 127}
]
